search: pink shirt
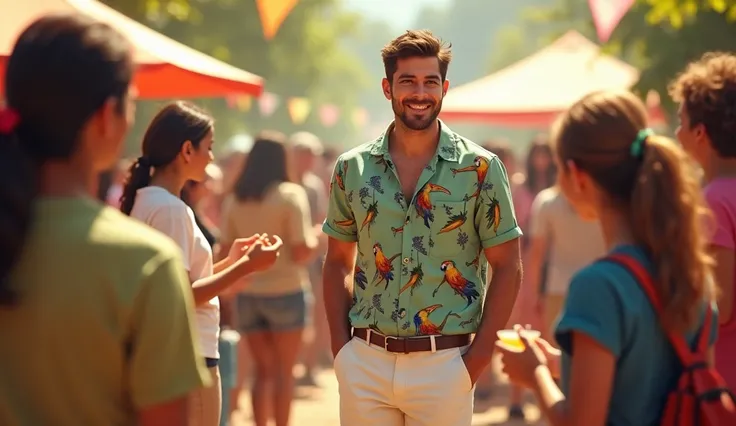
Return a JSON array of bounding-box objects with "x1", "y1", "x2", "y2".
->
[
  {"x1": 705, "y1": 178, "x2": 736, "y2": 389},
  {"x1": 512, "y1": 183, "x2": 534, "y2": 233}
]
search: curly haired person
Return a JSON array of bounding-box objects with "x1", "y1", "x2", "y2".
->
[{"x1": 670, "y1": 52, "x2": 736, "y2": 389}]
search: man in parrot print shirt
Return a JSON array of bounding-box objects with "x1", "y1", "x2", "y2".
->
[{"x1": 322, "y1": 30, "x2": 523, "y2": 426}]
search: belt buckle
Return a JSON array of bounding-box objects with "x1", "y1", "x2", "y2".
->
[{"x1": 383, "y1": 335, "x2": 397, "y2": 352}]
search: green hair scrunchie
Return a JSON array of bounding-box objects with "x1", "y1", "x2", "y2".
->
[{"x1": 630, "y1": 128, "x2": 654, "y2": 157}]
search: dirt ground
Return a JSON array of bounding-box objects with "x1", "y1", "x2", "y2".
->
[{"x1": 229, "y1": 359, "x2": 544, "y2": 426}]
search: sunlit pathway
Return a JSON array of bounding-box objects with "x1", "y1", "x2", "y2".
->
[{"x1": 230, "y1": 363, "x2": 543, "y2": 426}]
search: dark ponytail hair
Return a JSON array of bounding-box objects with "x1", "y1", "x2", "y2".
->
[
  {"x1": 554, "y1": 90, "x2": 716, "y2": 332},
  {"x1": 119, "y1": 101, "x2": 214, "y2": 215},
  {"x1": 0, "y1": 14, "x2": 133, "y2": 306}
]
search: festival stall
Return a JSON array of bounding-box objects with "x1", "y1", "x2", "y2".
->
[
  {"x1": 0, "y1": 0, "x2": 264, "y2": 98},
  {"x1": 439, "y1": 30, "x2": 665, "y2": 128}
]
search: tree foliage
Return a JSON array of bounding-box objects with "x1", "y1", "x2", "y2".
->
[
  {"x1": 643, "y1": 0, "x2": 736, "y2": 28},
  {"x1": 103, "y1": 0, "x2": 369, "y2": 154},
  {"x1": 523, "y1": 0, "x2": 736, "y2": 122}
]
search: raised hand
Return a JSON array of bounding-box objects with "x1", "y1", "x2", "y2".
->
[
  {"x1": 227, "y1": 234, "x2": 262, "y2": 263},
  {"x1": 244, "y1": 234, "x2": 283, "y2": 272}
]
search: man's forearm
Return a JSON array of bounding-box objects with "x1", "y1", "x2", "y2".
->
[
  {"x1": 467, "y1": 261, "x2": 522, "y2": 359},
  {"x1": 322, "y1": 260, "x2": 353, "y2": 343}
]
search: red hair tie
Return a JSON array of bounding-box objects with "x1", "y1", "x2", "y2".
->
[{"x1": 0, "y1": 107, "x2": 20, "y2": 135}]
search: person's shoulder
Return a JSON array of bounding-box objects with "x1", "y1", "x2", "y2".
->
[
  {"x1": 335, "y1": 139, "x2": 376, "y2": 164},
  {"x1": 134, "y1": 187, "x2": 190, "y2": 215},
  {"x1": 705, "y1": 178, "x2": 736, "y2": 206},
  {"x1": 569, "y1": 246, "x2": 652, "y2": 301},
  {"x1": 277, "y1": 181, "x2": 308, "y2": 198},
  {"x1": 303, "y1": 172, "x2": 324, "y2": 189},
  {"x1": 531, "y1": 187, "x2": 560, "y2": 210},
  {"x1": 92, "y1": 205, "x2": 186, "y2": 265},
  {"x1": 452, "y1": 134, "x2": 498, "y2": 163}
]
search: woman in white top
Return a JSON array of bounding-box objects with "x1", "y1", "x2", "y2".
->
[{"x1": 120, "y1": 102, "x2": 282, "y2": 426}]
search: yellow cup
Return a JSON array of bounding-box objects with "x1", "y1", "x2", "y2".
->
[{"x1": 496, "y1": 329, "x2": 541, "y2": 350}]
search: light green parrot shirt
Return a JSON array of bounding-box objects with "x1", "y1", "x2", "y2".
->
[{"x1": 322, "y1": 121, "x2": 522, "y2": 337}]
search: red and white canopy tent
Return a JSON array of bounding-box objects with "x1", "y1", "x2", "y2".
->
[
  {"x1": 439, "y1": 31, "x2": 665, "y2": 128},
  {"x1": 0, "y1": 0, "x2": 264, "y2": 99}
]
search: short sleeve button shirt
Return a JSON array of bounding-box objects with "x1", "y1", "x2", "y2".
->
[{"x1": 322, "y1": 121, "x2": 522, "y2": 337}]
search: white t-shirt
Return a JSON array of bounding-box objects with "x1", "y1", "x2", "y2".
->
[
  {"x1": 130, "y1": 186, "x2": 220, "y2": 358},
  {"x1": 528, "y1": 187, "x2": 606, "y2": 296}
]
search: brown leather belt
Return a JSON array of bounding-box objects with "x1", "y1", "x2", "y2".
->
[{"x1": 352, "y1": 328, "x2": 471, "y2": 354}]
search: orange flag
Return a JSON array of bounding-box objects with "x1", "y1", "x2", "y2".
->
[{"x1": 256, "y1": 0, "x2": 299, "y2": 40}]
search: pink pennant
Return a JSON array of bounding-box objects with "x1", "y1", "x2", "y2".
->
[
  {"x1": 318, "y1": 104, "x2": 340, "y2": 127},
  {"x1": 588, "y1": 0, "x2": 635, "y2": 43},
  {"x1": 258, "y1": 92, "x2": 279, "y2": 116}
]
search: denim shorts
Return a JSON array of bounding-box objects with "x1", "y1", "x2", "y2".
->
[{"x1": 237, "y1": 291, "x2": 310, "y2": 333}]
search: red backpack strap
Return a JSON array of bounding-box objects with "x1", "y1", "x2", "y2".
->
[{"x1": 603, "y1": 253, "x2": 698, "y2": 366}]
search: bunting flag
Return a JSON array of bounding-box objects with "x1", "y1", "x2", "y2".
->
[
  {"x1": 287, "y1": 97, "x2": 312, "y2": 124},
  {"x1": 256, "y1": 0, "x2": 300, "y2": 40},
  {"x1": 258, "y1": 92, "x2": 279, "y2": 117},
  {"x1": 351, "y1": 107, "x2": 369, "y2": 128},
  {"x1": 226, "y1": 95, "x2": 238, "y2": 109},
  {"x1": 588, "y1": 0, "x2": 635, "y2": 43},
  {"x1": 318, "y1": 104, "x2": 340, "y2": 127},
  {"x1": 235, "y1": 95, "x2": 252, "y2": 112}
]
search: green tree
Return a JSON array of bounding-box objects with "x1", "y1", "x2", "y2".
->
[
  {"x1": 103, "y1": 0, "x2": 369, "y2": 154},
  {"x1": 526, "y1": 0, "x2": 736, "y2": 121}
]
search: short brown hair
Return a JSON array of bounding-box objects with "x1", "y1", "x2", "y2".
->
[
  {"x1": 381, "y1": 30, "x2": 452, "y2": 82},
  {"x1": 669, "y1": 52, "x2": 736, "y2": 158}
]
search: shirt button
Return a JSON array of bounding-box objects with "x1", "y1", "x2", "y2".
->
[
  {"x1": 405, "y1": 216, "x2": 410, "y2": 224},
  {"x1": 402, "y1": 257, "x2": 410, "y2": 265}
]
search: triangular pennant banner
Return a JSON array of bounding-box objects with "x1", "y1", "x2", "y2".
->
[
  {"x1": 226, "y1": 95, "x2": 238, "y2": 109},
  {"x1": 287, "y1": 97, "x2": 312, "y2": 125},
  {"x1": 256, "y1": 0, "x2": 300, "y2": 40},
  {"x1": 235, "y1": 95, "x2": 252, "y2": 112},
  {"x1": 258, "y1": 92, "x2": 279, "y2": 117},
  {"x1": 318, "y1": 104, "x2": 340, "y2": 127},
  {"x1": 351, "y1": 107, "x2": 369, "y2": 128},
  {"x1": 588, "y1": 0, "x2": 635, "y2": 43}
]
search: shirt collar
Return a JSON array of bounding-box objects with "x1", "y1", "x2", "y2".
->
[{"x1": 369, "y1": 119, "x2": 460, "y2": 163}]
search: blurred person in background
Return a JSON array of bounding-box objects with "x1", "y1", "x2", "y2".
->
[
  {"x1": 214, "y1": 133, "x2": 253, "y2": 226},
  {"x1": 0, "y1": 14, "x2": 210, "y2": 426},
  {"x1": 181, "y1": 162, "x2": 225, "y2": 252},
  {"x1": 289, "y1": 131, "x2": 331, "y2": 387},
  {"x1": 519, "y1": 135, "x2": 557, "y2": 206},
  {"x1": 221, "y1": 130, "x2": 319, "y2": 426},
  {"x1": 220, "y1": 134, "x2": 253, "y2": 192},
  {"x1": 96, "y1": 168, "x2": 114, "y2": 202},
  {"x1": 215, "y1": 134, "x2": 253, "y2": 391},
  {"x1": 482, "y1": 139, "x2": 531, "y2": 233},
  {"x1": 523, "y1": 182, "x2": 605, "y2": 345},
  {"x1": 105, "y1": 157, "x2": 132, "y2": 207},
  {"x1": 670, "y1": 53, "x2": 736, "y2": 390},
  {"x1": 476, "y1": 140, "x2": 535, "y2": 408},
  {"x1": 320, "y1": 145, "x2": 339, "y2": 193},
  {"x1": 495, "y1": 136, "x2": 558, "y2": 420},
  {"x1": 120, "y1": 102, "x2": 282, "y2": 426}
]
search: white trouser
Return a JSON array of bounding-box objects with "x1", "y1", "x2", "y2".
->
[{"x1": 334, "y1": 336, "x2": 475, "y2": 426}]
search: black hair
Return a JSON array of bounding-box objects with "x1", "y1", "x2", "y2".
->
[
  {"x1": 119, "y1": 101, "x2": 214, "y2": 215},
  {"x1": 525, "y1": 134, "x2": 556, "y2": 194},
  {"x1": 97, "y1": 169, "x2": 114, "y2": 202},
  {"x1": 0, "y1": 13, "x2": 133, "y2": 306},
  {"x1": 233, "y1": 130, "x2": 290, "y2": 202}
]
